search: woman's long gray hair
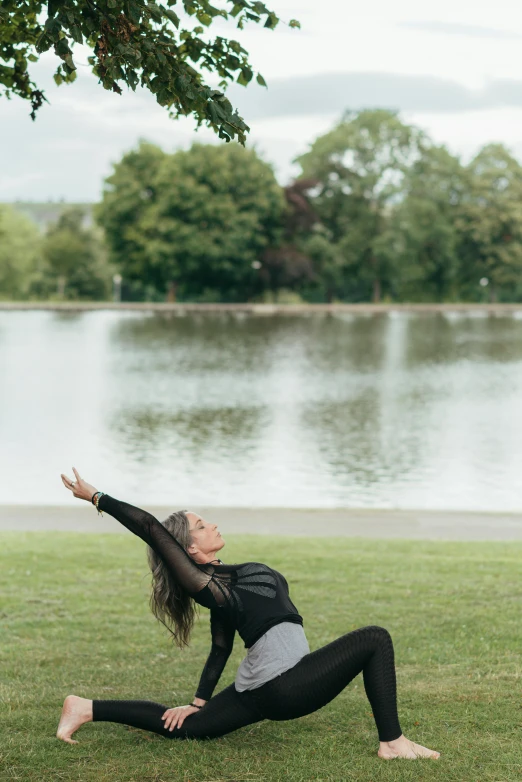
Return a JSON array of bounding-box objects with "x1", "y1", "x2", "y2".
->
[{"x1": 147, "y1": 510, "x2": 197, "y2": 648}]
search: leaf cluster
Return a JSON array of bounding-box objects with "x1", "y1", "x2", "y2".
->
[{"x1": 0, "y1": 0, "x2": 300, "y2": 141}]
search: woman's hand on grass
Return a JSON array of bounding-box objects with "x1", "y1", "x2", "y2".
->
[
  {"x1": 161, "y1": 705, "x2": 200, "y2": 731},
  {"x1": 60, "y1": 467, "x2": 98, "y2": 503}
]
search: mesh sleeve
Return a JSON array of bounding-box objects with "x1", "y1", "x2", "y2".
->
[
  {"x1": 195, "y1": 609, "x2": 236, "y2": 701},
  {"x1": 98, "y1": 494, "x2": 212, "y2": 597}
]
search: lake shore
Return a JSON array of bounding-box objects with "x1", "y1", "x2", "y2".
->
[
  {"x1": 1, "y1": 301, "x2": 522, "y2": 315},
  {"x1": 1, "y1": 504, "x2": 522, "y2": 540}
]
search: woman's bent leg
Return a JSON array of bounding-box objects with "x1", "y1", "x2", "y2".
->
[
  {"x1": 251, "y1": 625, "x2": 402, "y2": 742},
  {"x1": 93, "y1": 684, "x2": 263, "y2": 740}
]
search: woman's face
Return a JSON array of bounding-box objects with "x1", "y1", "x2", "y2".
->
[{"x1": 186, "y1": 512, "x2": 225, "y2": 559}]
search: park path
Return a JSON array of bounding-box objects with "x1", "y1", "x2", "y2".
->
[{"x1": 1, "y1": 505, "x2": 522, "y2": 540}]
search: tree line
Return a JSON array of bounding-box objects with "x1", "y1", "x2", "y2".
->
[{"x1": 3, "y1": 109, "x2": 522, "y2": 304}]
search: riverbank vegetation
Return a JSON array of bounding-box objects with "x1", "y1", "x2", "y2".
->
[
  {"x1": 1, "y1": 532, "x2": 520, "y2": 781},
  {"x1": 3, "y1": 109, "x2": 522, "y2": 304}
]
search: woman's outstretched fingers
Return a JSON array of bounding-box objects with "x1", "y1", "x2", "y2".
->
[
  {"x1": 61, "y1": 473, "x2": 73, "y2": 490},
  {"x1": 60, "y1": 469, "x2": 98, "y2": 502}
]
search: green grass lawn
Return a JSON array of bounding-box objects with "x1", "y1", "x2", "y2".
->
[{"x1": 1, "y1": 532, "x2": 521, "y2": 782}]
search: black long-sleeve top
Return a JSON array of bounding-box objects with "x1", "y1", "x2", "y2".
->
[{"x1": 98, "y1": 494, "x2": 303, "y2": 700}]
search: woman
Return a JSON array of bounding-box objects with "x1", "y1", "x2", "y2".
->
[{"x1": 57, "y1": 468, "x2": 439, "y2": 760}]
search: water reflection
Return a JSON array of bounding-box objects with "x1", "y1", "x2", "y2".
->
[
  {"x1": 1, "y1": 310, "x2": 522, "y2": 510},
  {"x1": 406, "y1": 313, "x2": 522, "y2": 365},
  {"x1": 111, "y1": 405, "x2": 267, "y2": 460},
  {"x1": 109, "y1": 312, "x2": 288, "y2": 375}
]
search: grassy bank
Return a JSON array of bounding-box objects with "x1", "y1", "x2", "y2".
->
[{"x1": 1, "y1": 533, "x2": 520, "y2": 782}]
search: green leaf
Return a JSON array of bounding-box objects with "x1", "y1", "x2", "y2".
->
[
  {"x1": 70, "y1": 25, "x2": 83, "y2": 44},
  {"x1": 164, "y1": 9, "x2": 180, "y2": 27},
  {"x1": 264, "y1": 12, "x2": 278, "y2": 29},
  {"x1": 64, "y1": 53, "x2": 76, "y2": 71},
  {"x1": 83, "y1": 17, "x2": 98, "y2": 33},
  {"x1": 48, "y1": 0, "x2": 63, "y2": 18},
  {"x1": 128, "y1": 71, "x2": 139, "y2": 90},
  {"x1": 28, "y1": 54, "x2": 38, "y2": 63},
  {"x1": 196, "y1": 11, "x2": 212, "y2": 26},
  {"x1": 208, "y1": 101, "x2": 219, "y2": 124},
  {"x1": 237, "y1": 66, "x2": 252, "y2": 86},
  {"x1": 148, "y1": 3, "x2": 163, "y2": 22},
  {"x1": 44, "y1": 17, "x2": 61, "y2": 36},
  {"x1": 127, "y1": 2, "x2": 142, "y2": 24},
  {"x1": 55, "y1": 37, "x2": 69, "y2": 55},
  {"x1": 289, "y1": 19, "x2": 301, "y2": 28},
  {"x1": 256, "y1": 72, "x2": 266, "y2": 87},
  {"x1": 53, "y1": 72, "x2": 63, "y2": 86}
]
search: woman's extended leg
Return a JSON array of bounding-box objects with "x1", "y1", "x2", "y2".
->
[
  {"x1": 251, "y1": 626, "x2": 401, "y2": 737},
  {"x1": 250, "y1": 625, "x2": 439, "y2": 758},
  {"x1": 57, "y1": 685, "x2": 263, "y2": 743}
]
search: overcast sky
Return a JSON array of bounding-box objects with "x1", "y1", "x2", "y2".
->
[{"x1": 2, "y1": 0, "x2": 522, "y2": 201}]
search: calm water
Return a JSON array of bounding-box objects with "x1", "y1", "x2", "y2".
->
[{"x1": 1, "y1": 309, "x2": 522, "y2": 510}]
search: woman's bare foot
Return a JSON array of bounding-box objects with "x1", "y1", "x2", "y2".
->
[
  {"x1": 56, "y1": 695, "x2": 93, "y2": 744},
  {"x1": 378, "y1": 734, "x2": 440, "y2": 760}
]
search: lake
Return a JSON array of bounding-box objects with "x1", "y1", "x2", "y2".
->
[{"x1": 1, "y1": 309, "x2": 522, "y2": 511}]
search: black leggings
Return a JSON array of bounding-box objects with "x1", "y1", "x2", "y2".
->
[{"x1": 93, "y1": 625, "x2": 402, "y2": 743}]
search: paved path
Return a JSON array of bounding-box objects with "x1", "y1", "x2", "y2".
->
[
  {"x1": 1, "y1": 505, "x2": 522, "y2": 540},
  {"x1": 2, "y1": 302, "x2": 522, "y2": 315}
]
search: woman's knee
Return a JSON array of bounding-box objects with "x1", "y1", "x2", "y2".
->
[{"x1": 364, "y1": 625, "x2": 393, "y2": 646}]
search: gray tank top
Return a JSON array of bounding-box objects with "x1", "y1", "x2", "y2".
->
[{"x1": 235, "y1": 622, "x2": 310, "y2": 692}]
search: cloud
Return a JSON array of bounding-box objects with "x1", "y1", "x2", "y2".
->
[
  {"x1": 398, "y1": 21, "x2": 522, "y2": 40},
  {"x1": 226, "y1": 72, "x2": 522, "y2": 119}
]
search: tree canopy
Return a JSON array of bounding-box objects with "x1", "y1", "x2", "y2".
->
[
  {"x1": 296, "y1": 109, "x2": 428, "y2": 302},
  {"x1": 0, "y1": 204, "x2": 43, "y2": 298},
  {"x1": 0, "y1": 0, "x2": 299, "y2": 142},
  {"x1": 42, "y1": 206, "x2": 111, "y2": 298},
  {"x1": 384, "y1": 144, "x2": 464, "y2": 301},
  {"x1": 95, "y1": 140, "x2": 284, "y2": 300},
  {"x1": 456, "y1": 144, "x2": 522, "y2": 301}
]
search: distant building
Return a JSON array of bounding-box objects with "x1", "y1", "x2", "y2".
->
[{"x1": 4, "y1": 201, "x2": 94, "y2": 233}]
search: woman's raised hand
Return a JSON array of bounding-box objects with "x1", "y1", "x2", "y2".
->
[
  {"x1": 161, "y1": 704, "x2": 200, "y2": 732},
  {"x1": 60, "y1": 467, "x2": 99, "y2": 503}
]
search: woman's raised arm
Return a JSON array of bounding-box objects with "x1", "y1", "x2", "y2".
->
[
  {"x1": 60, "y1": 468, "x2": 210, "y2": 596},
  {"x1": 98, "y1": 494, "x2": 211, "y2": 595}
]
